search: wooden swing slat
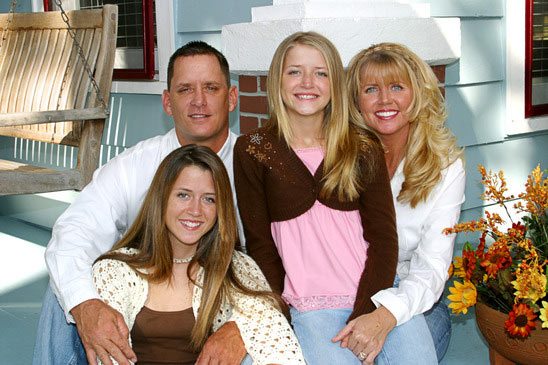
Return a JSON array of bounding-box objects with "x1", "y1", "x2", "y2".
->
[
  {"x1": 0, "y1": 159, "x2": 82, "y2": 193},
  {"x1": 22, "y1": 29, "x2": 50, "y2": 113},
  {"x1": 1, "y1": 108, "x2": 108, "y2": 126},
  {"x1": 0, "y1": 8, "x2": 102, "y2": 30}
]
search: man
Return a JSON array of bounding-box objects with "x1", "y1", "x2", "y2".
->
[{"x1": 33, "y1": 41, "x2": 247, "y2": 365}]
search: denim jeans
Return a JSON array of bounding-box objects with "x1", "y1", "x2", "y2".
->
[
  {"x1": 32, "y1": 284, "x2": 87, "y2": 365},
  {"x1": 290, "y1": 304, "x2": 444, "y2": 365},
  {"x1": 424, "y1": 299, "x2": 452, "y2": 361}
]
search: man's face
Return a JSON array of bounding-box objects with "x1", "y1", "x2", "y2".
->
[{"x1": 162, "y1": 54, "x2": 237, "y2": 152}]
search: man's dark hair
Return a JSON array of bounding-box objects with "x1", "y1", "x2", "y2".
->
[{"x1": 167, "y1": 41, "x2": 231, "y2": 89}]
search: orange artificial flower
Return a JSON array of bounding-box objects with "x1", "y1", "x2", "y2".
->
[
  {"x1": 504, "y1": 303, "x2": 537, "y2": 338},
  {"x1": 480, "y1": 243, "x2": 511, "y2": 278}
]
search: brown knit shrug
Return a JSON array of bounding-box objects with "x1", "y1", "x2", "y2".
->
[{"x1": 234, "y1": 126, "x2": 398, "y2": 320}]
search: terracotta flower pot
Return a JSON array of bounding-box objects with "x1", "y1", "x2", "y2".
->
[{"x1": 475, "y1": 302, "x2": 548, "y2": 365}]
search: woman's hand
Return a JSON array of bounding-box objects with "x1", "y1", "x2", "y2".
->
[{"x1": 331, "y1": 306, "x2": 396, "y2": 364}]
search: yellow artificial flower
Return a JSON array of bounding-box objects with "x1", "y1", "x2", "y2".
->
[
  {"x1": 448, "y1": 280, "x2": 477, "y2": 315},
  {"x1": 452, "y1": 256, "x2": 466, "y2": 279},
  {"x1": 540, "y1": 301, "x2": 548, "y2": 329},
  {"x1": 515, "y1": 165, "x2": 548, "y2": 217},
  {"x1": 512, "y1": 264, "x2": 547, "y2": 303}
]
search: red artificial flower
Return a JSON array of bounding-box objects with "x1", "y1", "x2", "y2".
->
[
  {"x1": 462, "y1": 247, "x2": 477, "y2": 281},
  {"x1": 504, "y1": 303, "x2": 537, "y2": 338},
  {"x1": 475, "y1": 232, "x2": 487, "y2": 260}
]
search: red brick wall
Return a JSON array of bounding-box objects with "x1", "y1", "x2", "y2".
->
[
  {"x1": 238, "y1": 75, "x2": 269, "y2": 134},
  {"x1": 238, "y1": 65, "x2": 446, "y2": 134}
]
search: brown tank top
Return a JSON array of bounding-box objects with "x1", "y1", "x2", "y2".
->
[{"x1": 130, "y1": 306, "x2": 199, "y2": 365}]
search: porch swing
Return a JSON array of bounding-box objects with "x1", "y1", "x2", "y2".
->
[{"x1": 0, "y1": 0, "x2": 117, "y2": 195}]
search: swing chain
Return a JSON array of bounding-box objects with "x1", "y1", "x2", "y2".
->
[
  {"x1": 0, "y1": 0, "x2": 18, "y2": 50},
  {"x1": 54, "y1": 0, "x2": 109, "y2": 113}
]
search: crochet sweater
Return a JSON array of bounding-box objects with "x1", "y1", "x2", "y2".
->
[
  {"x1": 92, "y1": 248, "x2": 305, "y2": 365},
  {"x1": 234, "y1": 126, "x2": 398, "y2": 319}
]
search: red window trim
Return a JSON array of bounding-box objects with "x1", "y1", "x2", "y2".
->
[
  {"x1": 525, "y1": 0, "x2": 548, "y2": 117},
  {"x1": 43, "y1": 0, "x2": 155, "y2": 80}
]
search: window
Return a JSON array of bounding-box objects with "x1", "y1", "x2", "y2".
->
[
  {"x1": 506, "y1": 0, "x2": 548, "y2": 134},
  {"x1": 40, "y1": 0, "x2": 173, "y2": 94},
  {"x1": 525, "y1": 0, "x2": 548, "y2": 117}
]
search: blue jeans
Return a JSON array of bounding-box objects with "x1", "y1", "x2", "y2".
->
[
  {"x1": 32, "y1": 284, "x2": 87, "y2": 365},
  {"x1": 291, "y1": 304, "x2": 445, "y2": 365},
  {"x1": 424, "y1": 299, "x2": 452, "y2": 361}
]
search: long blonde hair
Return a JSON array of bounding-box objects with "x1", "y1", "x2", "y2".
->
[
  {"x1": 266, "y1": 31, "x2": 379, "y2": 201},
  {"x1": 347, "y1": 42, "x2": 463, "y2": 207},
  {"x1": 97, "y1": 145, "x2": 280, "y2": 349}
]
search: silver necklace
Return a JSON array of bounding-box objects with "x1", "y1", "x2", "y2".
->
[{"x1": 173, "y1": 255, "x2": 194, "y2": 264}]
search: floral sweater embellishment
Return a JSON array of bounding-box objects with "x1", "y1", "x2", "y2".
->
[
  {"x1": 250, "y1": 133, "x2": 263, "y2": 145},
  {"x1": 245, "y1": 133, "x2": 271, "y2": 164}
]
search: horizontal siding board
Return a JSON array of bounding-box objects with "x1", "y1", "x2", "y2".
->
[
  {"x1": 445, "y1": 82, "x2": 505, "y2": 146},
  {"x1": 177, "y1": 0, "x2": 271, "y2": 33},
  {"x1": 445, "y1": 18, "x2": 504, "y2": 85},
  {"x1": 460, "y1": 134, "x2": 548, "y2": 210}
]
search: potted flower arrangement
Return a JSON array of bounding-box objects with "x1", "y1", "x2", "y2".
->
[{"x1": 444, "y1": 164, "x2": 547, "y2": 364}]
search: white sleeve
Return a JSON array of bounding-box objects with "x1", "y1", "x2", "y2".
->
[
  {"x1": 45, "y1": 156, "x2": 132, "y2": 322},
  {"x1": 229, "y1": 252, "x2": 305, "y2": 365},
  {"x1": 371, "y1": 160, "x2": 466, "y2": 325}
]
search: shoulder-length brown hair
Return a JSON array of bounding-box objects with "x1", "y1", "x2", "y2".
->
[
  {"x1": 266, "y1": 31, "x2": 379, "y2": 201},
  {"x1": 347, "y1": 42, "x2": 463, "y2": 207},
  {"x1": 97, "y1": 145, "x2": 279, "y2": 349}
]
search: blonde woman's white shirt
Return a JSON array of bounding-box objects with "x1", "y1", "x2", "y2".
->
[
  {"x1": 371, "y1": 158, "x2": 466, "y2": 325},
  {"x1": 45, "y1": 129, "x2": 243, "y2": 321},
  {"x1": 92, "y1": 248, "x2": 305, "y2": 365}
]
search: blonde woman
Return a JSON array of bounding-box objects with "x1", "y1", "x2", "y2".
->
[
  {"x1": 92, "y1": 145, "x2": 305, "y2": 365},
  {"x1": 234, "y1": 32, "x2": 398, "y2": 364},
  {"x1": 341, "y1": 42, "x2": 466, "y2": 364}
]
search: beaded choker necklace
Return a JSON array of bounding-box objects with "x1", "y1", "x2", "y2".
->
[{"x1": 173, "y1": 255, "x2": 194, "y2": 264}]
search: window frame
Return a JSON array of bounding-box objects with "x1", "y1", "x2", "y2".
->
[
  {"x1": 525, "y1": 0, "x2": 548, "y2": 117},
  {"x1": 37, "y1": 0, "x2": 174, "y2": 94},
  {"x1": 506, "y1": 0, "x2": 548, "y2": 134}
]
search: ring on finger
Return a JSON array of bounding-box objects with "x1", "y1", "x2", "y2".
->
[{"x1": 358, "y1": 351, "x2": 367, "y2": 361}]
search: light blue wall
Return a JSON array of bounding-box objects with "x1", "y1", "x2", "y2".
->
[
  {"x1": 175, "y1": 0, "x2": 271, "y2": 49},
  {"x1": 0, "y1": 1, "x2": 31, "y2": 12}
]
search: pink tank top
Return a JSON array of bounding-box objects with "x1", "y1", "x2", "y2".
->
[{"x1": 271, "y1": 147, "x2": 369, "y2": 311}]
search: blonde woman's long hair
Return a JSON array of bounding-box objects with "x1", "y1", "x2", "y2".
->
[
  {"x1": 347, "y1": 42, "x2": 463, "y2": 207},
  {"x1": 267, "y1": 31, "x2": 379, "y2": 201},
  {"x1": 97, "y1": 145, "x2": 280, "y2": 350}
]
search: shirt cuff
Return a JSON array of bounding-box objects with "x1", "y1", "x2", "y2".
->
[
  {"x1": 58, "y1": 281, "x2": 101, "y2": 323},
  {"x1": 371, "y1": 289, "x2": 410, "y2": 326}
]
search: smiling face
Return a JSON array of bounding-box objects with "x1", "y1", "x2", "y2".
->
[
  {"x1": 280, "y1": 44, "x2": 331, "y2": 123},
  {"x1": 358, "y1": 64, "x2": 413, "y2": 144},
  {"x1": 165, "y1": 165, "x2": 217, "y2": 254},
  {"x1": 162, "y1": 54, "x2": 237, "y2": 153}
]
